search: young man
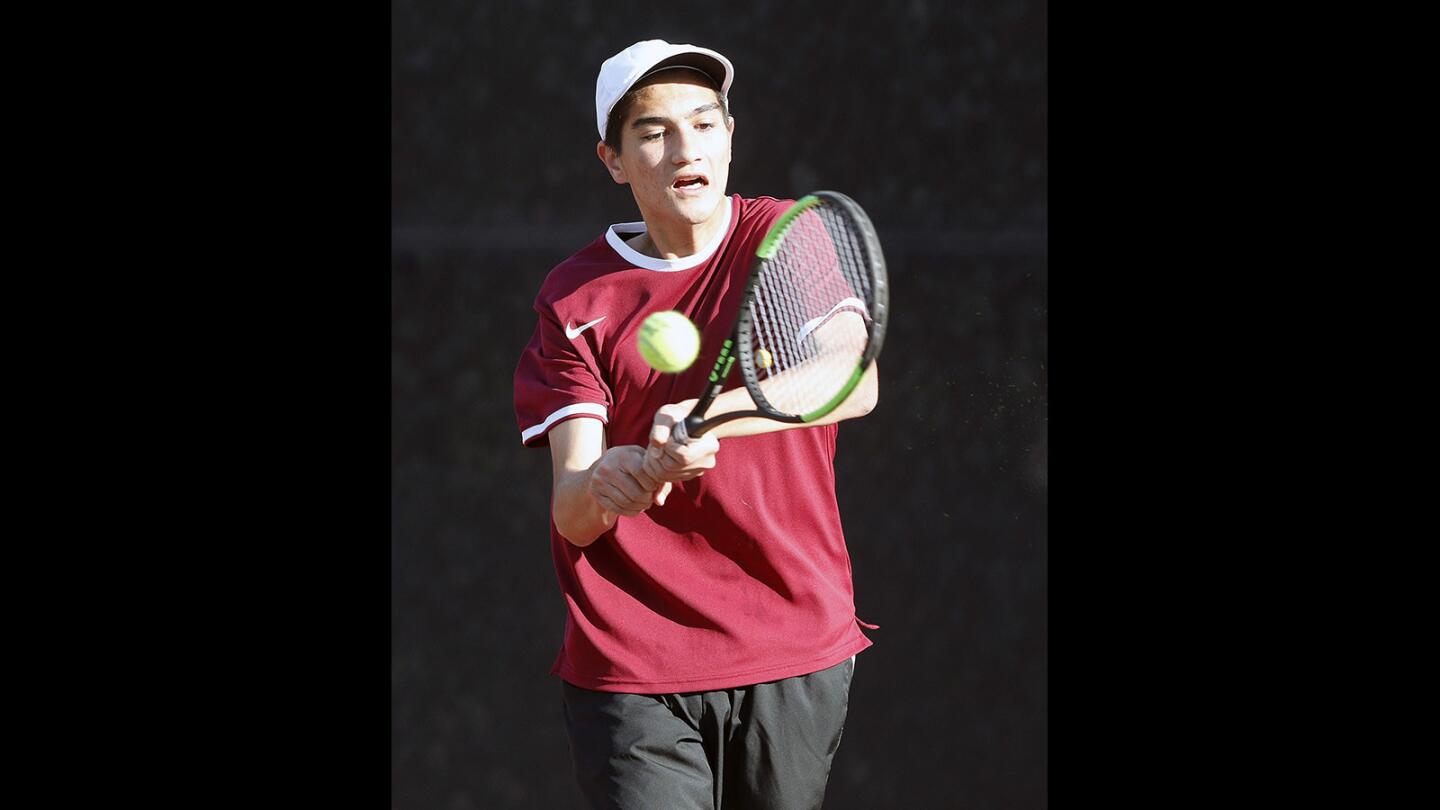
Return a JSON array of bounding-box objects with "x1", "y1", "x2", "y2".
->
[{"x1": 513, "y1": 39, "x2": 879, "y2": 809}]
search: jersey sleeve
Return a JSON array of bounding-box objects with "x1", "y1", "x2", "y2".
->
[{"x1": 513, "y1": 304, "x2": 611, "y2": 447}]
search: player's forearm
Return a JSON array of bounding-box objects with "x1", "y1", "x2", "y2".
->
[
  {"x1": 551, "y1": 464, "x2": 617, "y2": 547},
  {"x1": 710, "y1": 362, "x2": 879, "y2": 439}
]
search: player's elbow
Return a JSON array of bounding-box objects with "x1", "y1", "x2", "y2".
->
[
  {"x1": 551, "y1": 464, "x2": 611, "y2": 547},
  {"x1": 851, "y1": 387, "x2": 877, "y2": 417},
  {"x1": 856, "y1": 388, "x2": 877, "y2": 416},
  {"x1": 559, "y1": 527, "x2": 600, "y2": 548},
  {"x1": 553, "y1": 500, "x2": 617, "y2": 547},
  {"x1": 552, "y1": 510, "x2": 604, "y2": 547},
  {"x1": 851, "y1": 363, "x2": 879, "y2": 416}
]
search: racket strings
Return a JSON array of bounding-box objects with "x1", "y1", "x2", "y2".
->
[{"x1": 748, "y1": 205, "x2": 874, "y2": 416}]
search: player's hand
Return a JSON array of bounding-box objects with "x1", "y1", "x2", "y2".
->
[
  {"x1": 588, "y1": 446, "x2": 668, "y2": 516},
  {"x1": 644, "y1": 402, "x2": 720, "y2": 489}
]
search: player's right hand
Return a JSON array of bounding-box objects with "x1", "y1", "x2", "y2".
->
[
  {"x1": 644, "y1": 402, "x2": 720, "y2": 487},
  {"x1": 588, "y1": 445, "x2": 670, "y2": 516}
]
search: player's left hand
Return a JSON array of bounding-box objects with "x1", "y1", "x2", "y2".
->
[{"x1": 643, "y1": 401, "x2": 720, "y2": 489}]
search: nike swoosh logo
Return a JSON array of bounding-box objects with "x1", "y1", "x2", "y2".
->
[{"x1": 565, "y1": 316, "x2": 606, "y2": 340}]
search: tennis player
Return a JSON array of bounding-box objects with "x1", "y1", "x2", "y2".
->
[{"x1": 513, "y1": 39, "x2": 879, "y2": 810}]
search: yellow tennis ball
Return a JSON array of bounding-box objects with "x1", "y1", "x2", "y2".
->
[
  {"x1": 637, "y1": 310, "x2": 701, "y2": 373},
  {"x1": 757, "y1": 348, "x2": 773, "y2": 369}
]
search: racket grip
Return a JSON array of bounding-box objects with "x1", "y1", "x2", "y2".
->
[
  {"x1": 670, "y1": 417, "x2": 690, "y2": 446},
  {"x1": 670, "y1": 415, "x2": 702, "y2": 446}
]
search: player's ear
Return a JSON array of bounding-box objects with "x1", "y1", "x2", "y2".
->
[{"x1": 597, "y1": 141, "x2": 627, "y2": 184}]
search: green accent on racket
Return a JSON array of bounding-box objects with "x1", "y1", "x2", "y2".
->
[
  {"x1": 755, "y1": 194, "x2": 821, "y2": 260},
  {"x1": 801, "y1": 364, "x2": 867, "y2": 423}
]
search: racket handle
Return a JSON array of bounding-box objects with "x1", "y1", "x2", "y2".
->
[{"x1": 670, "y1": 414, "x2": 702, "y2": 446}]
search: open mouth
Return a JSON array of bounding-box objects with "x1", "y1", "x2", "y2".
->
[{"x1": 672, "y1": 174, "x2": 708, "y2": 190}]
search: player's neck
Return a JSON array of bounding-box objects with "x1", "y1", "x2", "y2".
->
[{"x1": 630, "y1": 207, "x2": 727, "y2": 260}]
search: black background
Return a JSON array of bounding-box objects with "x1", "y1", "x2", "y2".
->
[{"x1": 392, "y1": 1, "x2": 1046, "y2": 808}]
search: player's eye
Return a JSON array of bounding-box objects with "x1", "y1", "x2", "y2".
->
[
  {"x1": 695, "y1": 120, "x2": 715, "y2": 131},
  {"x1": 640, "y1": 131, "x2": 664, "y2": 142}
]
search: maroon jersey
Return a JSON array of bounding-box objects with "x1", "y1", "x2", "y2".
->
[{"x1": 513, "y1": 195, "x2": 874, "y2": 693}]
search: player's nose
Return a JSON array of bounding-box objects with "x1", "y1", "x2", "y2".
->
[{"x1": 669, "y1": 126, "x2": 705, "y2": 164}]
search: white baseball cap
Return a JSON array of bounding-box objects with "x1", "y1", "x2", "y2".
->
[{"x1": 595, "y1": 39, "x2": 734, "y2": 140}]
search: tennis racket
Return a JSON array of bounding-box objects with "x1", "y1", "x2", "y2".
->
[{"x1": 670, "y1": 190, "x2": 889, "y2": 444}]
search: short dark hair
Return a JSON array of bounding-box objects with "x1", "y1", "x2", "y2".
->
[{"x1": 602, "y1": 68, "x2": 729, "y2": 155}]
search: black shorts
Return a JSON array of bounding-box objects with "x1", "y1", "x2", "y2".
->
[{"x1": 561, "y1": 656, "x2": 857, "y2": 810}]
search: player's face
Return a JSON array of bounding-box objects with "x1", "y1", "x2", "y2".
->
[{"x1": 602, "y1": 77, "x2": 734, "y2": 229}]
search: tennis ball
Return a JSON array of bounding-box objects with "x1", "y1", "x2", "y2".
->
[{"x1": 637, "y1": 310, "x2": 700, "y2": 373}]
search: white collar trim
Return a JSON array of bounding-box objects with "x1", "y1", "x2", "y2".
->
[{"x1": 604, "y1": 196, "x2": 733, "y2": 272}]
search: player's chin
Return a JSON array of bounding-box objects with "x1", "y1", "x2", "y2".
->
[{"x1": 667, "y1": 187, "x2": 722, "y2": 221}]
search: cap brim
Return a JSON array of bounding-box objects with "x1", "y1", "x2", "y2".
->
[{"x1": 641, "y1": 52, "x2": 732, "y2": 96}]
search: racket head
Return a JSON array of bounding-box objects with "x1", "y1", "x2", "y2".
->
[{"x1": 733, "y1": 191, "x2": 889, "y2": 422}]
